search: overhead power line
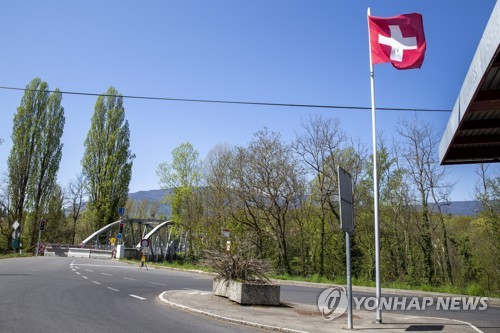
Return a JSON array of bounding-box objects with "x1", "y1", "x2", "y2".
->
[{"x1": 0, "y1": 85, "x2": 451, "y2": 113}]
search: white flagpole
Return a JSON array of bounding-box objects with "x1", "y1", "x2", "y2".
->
[{"x1": 367, "y1": 7, "x2": 382, "y2": 324}]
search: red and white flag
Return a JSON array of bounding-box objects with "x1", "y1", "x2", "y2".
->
[{"x1": 368, "y1": 13, "x2": 426, "y2": 70}]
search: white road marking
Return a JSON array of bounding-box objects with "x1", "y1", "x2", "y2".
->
[
  {"x1": 76, "y1": 272, "x2": 81, "y2": 275},
  {"x1": 101, "y1": 273, "x2": 112, "y2": 276},
  {"x1": 129, "y1": 294, "x2": 146, "y2": 300},
  {"x1": 92, "y1": 281, "x2": 101, "y2": 285},
  {"x1": 151, "y1": 282, "x2": 166, "y2": 286},
  {"x1": 71, "y1": 264, "x2": 136, "y2": 269},
  {"x1": 107, "y1": 287, "x2": 119, "y2": 292},
  {"x1": 82, "y1": 276, "x2": 88, "y2": 279},
  {"x1": 72, "y1": 269, "x2": 76, "y2": 272},
  {"x1": 123, "y1": 277, "x2": 136, "y2": 281},
  {"x1": 84, "y1": 269, "x2": 93, "y2": 272}
]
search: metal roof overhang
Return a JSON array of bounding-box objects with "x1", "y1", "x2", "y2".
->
[{"x1": 439, "y1": 2, "x2": 500, "y2": 165}]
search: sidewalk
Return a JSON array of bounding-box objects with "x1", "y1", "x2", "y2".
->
[{"x1": 159, "y1": 289, "x2": 481, "y2": 333}]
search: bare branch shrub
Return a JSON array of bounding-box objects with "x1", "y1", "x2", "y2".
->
[{"x1": 204, "y1": 241, "x2": 271, "y2": 284}]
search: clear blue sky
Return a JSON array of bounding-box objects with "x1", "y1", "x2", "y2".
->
[{"x1": 0, "y1": 1, "x2": 497, "y2": 201}]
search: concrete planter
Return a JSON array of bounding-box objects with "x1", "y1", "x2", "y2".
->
[{"x1": 212, "y1": 276, "x2": 280, "y2": 306}]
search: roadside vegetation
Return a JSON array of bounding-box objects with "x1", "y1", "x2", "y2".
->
[{"x1": 0, "y1": 78, "x2": 498, "y2": 298}]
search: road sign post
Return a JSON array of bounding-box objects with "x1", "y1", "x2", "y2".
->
[
  {"x1": 12, "y1": 221, "x2": 20, "y2": 253},
  {"x1": 140, "y1": 239, "x2": 150, "y2": 248},
  {"x1": 35, "y1": 218, "x2": 46, "y2": 256},
  {"x1": 338, "y1": 166, "x2": 354, "y2": 329}
]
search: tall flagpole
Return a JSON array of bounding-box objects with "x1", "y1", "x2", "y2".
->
[{"x1": 367, "y1": 7, "x2": 382, "y2": 324}]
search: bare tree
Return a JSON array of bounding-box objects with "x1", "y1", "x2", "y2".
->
[
  {"x1": 203, "y1": 144, "x2": 234, "y2": 250},
  {"x1": 293, "y1": 115, "x2": 366, "y2": 276},
  {"x1": 66, "y1": 174, "x2": 86, "y2": 244},
  {"x1": 231, "y1": 128, "x2": 305, "y2": 274},
  {"x1": 397, "y1": 115, "x2": 454, "y2": 284},
  {"x1": 293, "y1": 116, "x2": 343, "y2": 275}
]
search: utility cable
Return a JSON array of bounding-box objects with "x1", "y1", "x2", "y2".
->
[{"x1": 0, "y1": 85, "x2": 451, "y2": 113}]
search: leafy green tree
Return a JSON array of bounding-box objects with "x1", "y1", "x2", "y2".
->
[
  {"x1": 45, "y1": 184, "x2": 68, "y2": 243},
  {"x1": 157, "y1": 142, "x2": 203, "y2": 260},
  {"x1": 27, "y1": 88, "x2": 65, "y2": 248},
  {"x1": 82, "y1": 87, "x2": 134, "y2": 231},
  {"x1": 7, "y1": 78, "x2": 65, "y2": 250},
  {"x1": 473, "y1": 164, "x2": 499, "y2": 292}
]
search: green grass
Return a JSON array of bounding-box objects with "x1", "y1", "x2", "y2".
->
[
  {"x1": 123, "y1": 258, "x2": 214, "y2": 272},
  {"x1": 0, "y1": 253, "x2": 32, "y2": 259},
  {"x1": 270, "y1": 273, "x2": 498, "y2": 298},
  {"x1": 120, "y1": 259, "x2": 498, "y2": 297}
]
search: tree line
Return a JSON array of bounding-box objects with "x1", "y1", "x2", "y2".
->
[
  {"x1": 158, "y1": 117, "x2": 499, "y2": 296},
  {"x1": 0, "y1": 78, "x2": 133, "y2": 252},
  {"x1": 0, "y1": 77, "x2": 498, "y2": 296}
]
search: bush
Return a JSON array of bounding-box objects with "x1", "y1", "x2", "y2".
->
[{"x1": 203, "y1": 244, "x2": 271, "y2": 283}]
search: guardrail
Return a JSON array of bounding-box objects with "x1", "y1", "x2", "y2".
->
[
  {"x1": 89, "y1": 249, "x2": 113, "y2": 260},
  {"x1": 44, "y1": 248, "x2": 68, "y2": 257},
  {"x1": 42, "y1": 247, "x2": 120, "y2": 260},
  {"x1": 68, "y1": 248, "x2": 91, "y2": 258}
]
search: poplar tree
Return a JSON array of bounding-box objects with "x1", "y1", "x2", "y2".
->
[
  {"x1": 7, "y1": 78, "x2": 65, "y2": 249},
  {"x1": 82, "y1": 87, "x2": 134, "y2": 230}
]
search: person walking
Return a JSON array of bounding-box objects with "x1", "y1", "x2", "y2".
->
[{"x1": 139, "y1": 253, "x2": 148, "y2": 271}]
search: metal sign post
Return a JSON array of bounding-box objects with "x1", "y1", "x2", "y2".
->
[
  {"x1": 338, "y1": 166, "x2": 354, "y2": 329},
  {"x1": 12, "y1": 221, "x2": 20, "y2": 252},
  {"x1": 35, "y1": 218, "x2": 46, "y2": 256}
]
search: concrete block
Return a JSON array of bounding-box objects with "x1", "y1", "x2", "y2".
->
[{"x1": 212, "y1": 276, "x2": 280, "y2": 306}]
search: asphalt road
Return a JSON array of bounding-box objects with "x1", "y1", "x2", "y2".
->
[
  {"x1": 1, "y1": 257, "x2": 498, "y2": 333},
  {"x1": 0, "y1": 257, "x2": 263, "y2": 333}
]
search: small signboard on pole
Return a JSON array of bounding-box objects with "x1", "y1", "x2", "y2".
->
[
  {"x1": 338, "y1": 167, "x2": 354, "y2": 234},
  {"x1": 12, "y1": 221, "x2": 20, "y2": 251},
  {"x1": 338, "y1": 166, "x2": 354, "y2": 329},
  {"x1": 140, "y1": 239, "x2": 150, "y2": 248}
]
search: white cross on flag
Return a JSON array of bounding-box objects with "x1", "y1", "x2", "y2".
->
[{"x1": 369, "y1": 13, "x2": 426, "y2": 70}]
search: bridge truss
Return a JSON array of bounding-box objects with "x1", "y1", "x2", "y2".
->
[{"x1": 81, "y1": 219, "x2": 187, "y2": 261}]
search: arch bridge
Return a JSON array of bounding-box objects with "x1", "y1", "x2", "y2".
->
[{"x1": 81, "y1": 219, "x2": 186, "y2": 261}]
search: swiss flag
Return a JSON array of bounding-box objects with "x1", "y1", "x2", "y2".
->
[{"x1": 369, "y1": 13, "x2": 426, "y2": 70}]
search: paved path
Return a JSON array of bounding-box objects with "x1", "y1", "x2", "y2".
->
[{"x1": 160, "y1": 289, "x2": 482, "y2": 333}]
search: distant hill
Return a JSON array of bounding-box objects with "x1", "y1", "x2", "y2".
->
[
  {"x1": 431, "y1": 200, "x2": 482, "y2": 216},
  {"x1": 128, "y1": 189, "x2": 170, "y2": 202},
  {"x1": 127, "y1": 189, "x2": 171, "y2": 217},
  {"x1": 128, "y1": 189, "x2": 482, "y2": 217}
]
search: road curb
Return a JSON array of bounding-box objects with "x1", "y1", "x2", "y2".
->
[
  {"x1": 158, "y1": 291, "x2": 308, "y2": 333},
  {"x1": 273, "y1": 279, "x2": 500, "y2": 307}
]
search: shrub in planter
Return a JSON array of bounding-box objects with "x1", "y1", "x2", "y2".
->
[{"x1": 204, "y1": 246, "x2": 280, "y2": 306}]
